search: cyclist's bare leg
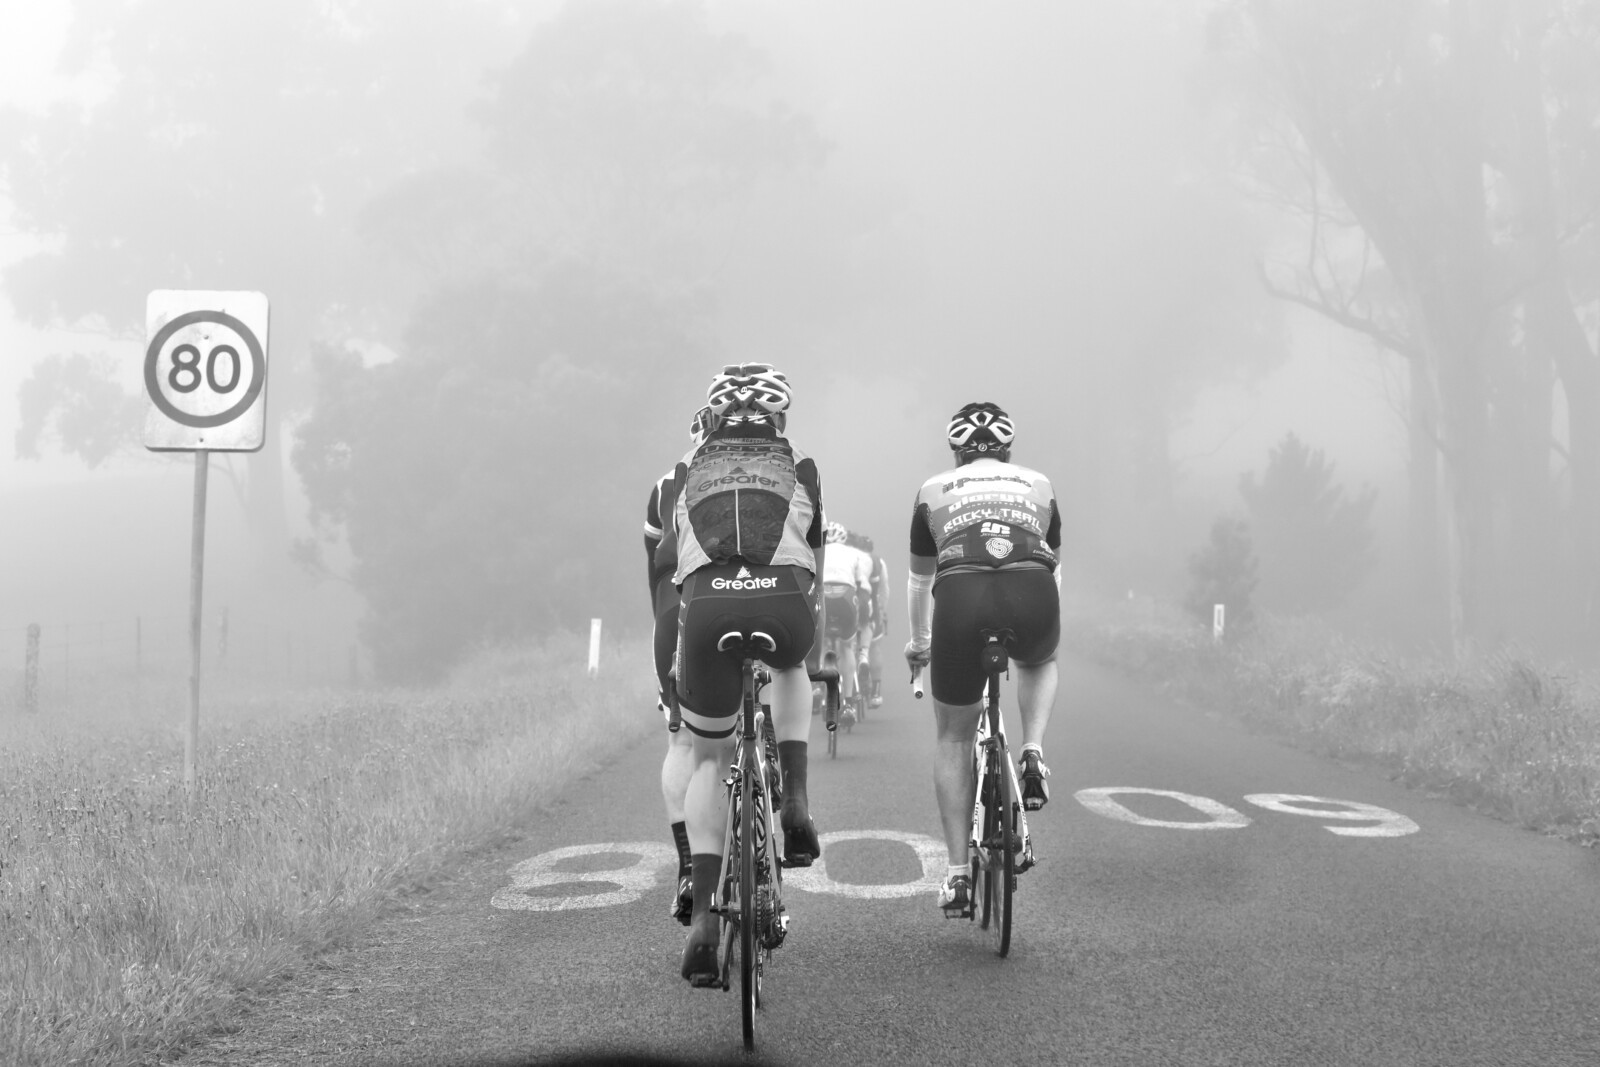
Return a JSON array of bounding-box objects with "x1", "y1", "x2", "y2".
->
[
  {"x1": 1016, "y1": 659, "x2": 1057, "y2": 810},
  {"x1": 662, "y1": 725, "x2": 695, "y2": 921},
  {"x1": 932, "y1": 698, "x2": 984, "y2": 865},
  {"x1": 769, "y1": 664, "x2": 820, "y2": 863},
  {"x1": 1015, "y1": 660, "x2": 1058, "y2": 750},
  {"x1": 682, "y1": 730, "x2": 735, "y2": 979},
  {"x1": 661, "y1": 725, "x2": 693, "y2": 823}
]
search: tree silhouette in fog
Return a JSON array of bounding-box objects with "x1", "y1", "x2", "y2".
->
[
  {"x1": 1240, "y1": 432, "x2": 1376, "y2": 614},
  {"x1": 0, "y1": 0, "x2": 517, "y2": 572},
  {"x1": 294, "y1": 0, "x2": 835, "y2": 680},
  {"x1": 1186, "y1": 516, "x2": 1259, "y2": 635},
  {"x1": 1208, "y1": 0, "x2": 1600, "y2": 658}
]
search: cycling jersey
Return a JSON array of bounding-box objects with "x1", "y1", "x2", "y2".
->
[
  {"x1": 822, "y1": 542, "x2": 873, "y2": 592},
  {"x1": 667, "y1": 422, "x2": 823, "y2": 585},
  {"x1": 909, "y1": 458, "x2": 1060, "y2": 582},
  {"x1": 643, "y1": 470, "x2": 679, "y2": 592}
]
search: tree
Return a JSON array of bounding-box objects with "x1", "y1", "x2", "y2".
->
[
  {"x1": 1206, "y1": 0, "x2": 1600, "y2": 657},
  {"x1": 293, "y1": 0, "x2": 845, "y2": 680},
  {"x1": 1186, "y1": 516, "x2": 1259, "y2": 635},
  {"x1": 1240, "y1": 432, "x2": 1377, "y2": 613},
  {"x1": 1, "y1": 0, "x2": 522, "y2": 574},
  {"x1": 293, "y1": 266, "x2": 709, "y2": 681}
]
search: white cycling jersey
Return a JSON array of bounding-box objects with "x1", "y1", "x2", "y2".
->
[{"x1": 822, "y1": 541, "x2": 873, "y2": 592}]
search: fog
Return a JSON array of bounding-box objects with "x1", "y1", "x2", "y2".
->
[{"x1": 2, "y1": 0, "x2": 1593, "y2": 686}]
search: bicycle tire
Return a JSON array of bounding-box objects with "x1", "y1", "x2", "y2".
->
[
  {"x1": 992, "y1": 739, "x2": 1015, "y2": 957},
  {"x1": 976, "y1": 748, "x2": 997, "y2": 931},
  {"x1": 740, "y1": 736, "x2": 758, "y2": 1050}
]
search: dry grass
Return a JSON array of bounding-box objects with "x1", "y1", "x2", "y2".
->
[
  {"x1": 0, "y1": 634, "x2": 655, "y2": 1067},
  {"x1": 1066, "y1": 594, "x2": 1600, "y2": 843}
]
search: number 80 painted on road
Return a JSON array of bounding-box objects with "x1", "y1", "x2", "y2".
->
[{"x1": 491, "y1": 792, "x2": 1417, "y2": 912}]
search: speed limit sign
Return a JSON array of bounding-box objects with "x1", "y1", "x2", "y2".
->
[{"x1": 143, "y1": 290, "x2": 270, "y2": 451}]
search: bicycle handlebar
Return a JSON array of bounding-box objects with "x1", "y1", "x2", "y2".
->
[{"x1": 910, "y1": 665, "x2": 924, "y2": 700}]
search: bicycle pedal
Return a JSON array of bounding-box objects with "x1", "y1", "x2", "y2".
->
[{"x1": 688, "y1": 972, "x2": 722, "y2": 989}]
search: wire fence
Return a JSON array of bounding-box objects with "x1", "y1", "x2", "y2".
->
[{"x1": 1, "y1": 609, "x2": 361, "y2": 715}]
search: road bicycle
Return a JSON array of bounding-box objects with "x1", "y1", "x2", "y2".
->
[
  {"x1": 687, "y1": 628, "x2": 839, "y2": 1050},
  {"x1": 913, "y1": 627, "x2": 1033, "y2": 957}
]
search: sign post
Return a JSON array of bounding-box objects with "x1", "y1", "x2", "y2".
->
[{"x1": 143, "y1": 290, "x2": 270, "y2": 795}]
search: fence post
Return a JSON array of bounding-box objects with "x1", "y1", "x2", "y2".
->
[{"x1": 24, "y1": 624, "x2": 40, "y2": 714}]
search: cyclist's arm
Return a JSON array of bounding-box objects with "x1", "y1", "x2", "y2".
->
[
  {"x1": 908, "y1": 499, "x2": 937, "y2": 652},
  {"x1": 643, "y1": 480, "x2": 665, "y2": 603}
]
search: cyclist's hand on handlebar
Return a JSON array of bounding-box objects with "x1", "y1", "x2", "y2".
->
[{"x1": 904, "y1": 642, "x2": 930, "y2": 670}]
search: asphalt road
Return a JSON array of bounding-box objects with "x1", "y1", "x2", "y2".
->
[{"x1": 181, "y1": 656, "x2": 1600, "y2": 1066}]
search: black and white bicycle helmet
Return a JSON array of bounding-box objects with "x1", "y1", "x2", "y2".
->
[
  {"x1": 824, "y1": 520, "x2": 850, "y2": 545},
  {"x1": 947, "y1": 401, "x2": 1014, "y2": 462},
  {"x1": 707, "y1": 363, "x2": 791, "y2": 425}
]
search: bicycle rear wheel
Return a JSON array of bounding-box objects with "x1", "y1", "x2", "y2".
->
[
  {"x1": 975, "y1": 747, "x2": 1015, "y2": 957},
  {"x1": 991, "y1": 743, "x2": 1015, "y2": 957},
  {"x1": 740, "y1": 740, "x2": 758, "y2": 1050}
]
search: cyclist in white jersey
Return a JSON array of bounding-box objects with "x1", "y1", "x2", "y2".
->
[
  {"x1": 905, "y1": 402, "x2": 1061, "y2": 916},
  {"x1": 820, "y1": 520, "x2": 874, "y2": 723}
]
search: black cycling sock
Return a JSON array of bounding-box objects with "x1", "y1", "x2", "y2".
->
[
  {"x1": 690, "y1": 853, "x2": 720, "y2": 919},
  {"x1": 778, "y1": 741, "x2": 808, "y2": 820},
  {"x1": 670, "y1": 821, "x2": 692, "y2": 874}
]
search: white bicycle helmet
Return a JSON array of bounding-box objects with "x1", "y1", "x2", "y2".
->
[
  {"x1": 823, "y1": 520, "x2": 849, "y2": 545},
  {"x1": 707, "y1": 363, "x2": 791, "y2": 422},
  {"x1": 946, "y1": 401, "x2": 1014, "y2": 459}
]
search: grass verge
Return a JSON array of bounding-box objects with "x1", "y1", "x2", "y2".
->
[
  {"x1": 1, "y1": 634, "x2": 655, "y2": 1067},
  {"x1": 1066, "y1": 595, "x2": 1600, "y2": 845}
]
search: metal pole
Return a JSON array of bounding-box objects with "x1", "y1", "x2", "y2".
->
[{"x1": 186, "y1": 451, "x2": 210, "y2": 795}]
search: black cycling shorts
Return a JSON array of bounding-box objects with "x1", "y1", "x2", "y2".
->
[
  {"x1": 823, "y1": 583, "x2": 864, "y2": 639},
  {"x1": 652, "y1": 576, "x2": 679, "y2": 702},
  {"x1": 930, "y1": 568, "x2": 1060, "y2": 706},
  {"x1": 675, "y1": 561, "x2": 817, "y2": 739}
]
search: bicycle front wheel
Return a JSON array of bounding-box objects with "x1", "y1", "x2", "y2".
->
[{"x1": 740, "y1": 741, "x2": 758, "y2": 1049}]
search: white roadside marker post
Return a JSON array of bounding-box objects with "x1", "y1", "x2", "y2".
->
[
  {"x1": 588, "y1": 618, "x2": 602, "y2": 679},
  {"x1": 1213, "y1": 603, "x2": 1225, "y2": 643}
]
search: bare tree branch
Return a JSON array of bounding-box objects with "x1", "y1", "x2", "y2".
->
[{"x1": 1257, "y1": 261, "x2": 1421, "y2": 359}]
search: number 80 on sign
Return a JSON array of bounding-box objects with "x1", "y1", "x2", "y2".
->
[{"x1": 143, "y1": 290, "x2": 270, "y2": 452}]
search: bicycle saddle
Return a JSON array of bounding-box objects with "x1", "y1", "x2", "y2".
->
[{"x1": 717, "y1": 628, "x2": 779, "y2": 659}]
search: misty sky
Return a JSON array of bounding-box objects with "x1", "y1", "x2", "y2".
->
[{"x1": 0, "y1": 0, "x2": 1409, "y2": 651}]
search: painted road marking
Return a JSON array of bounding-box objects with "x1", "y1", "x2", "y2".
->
[
  {"x1": 1244, "y1": 794, "x2": 1420, "y2": 837},
  {"x1": 784, "y1": 830, "x2": 946, "y2": 898},
  {"x1": 490, "y1": 842, "x2": 675, "y2": 912},
  {"x1": 1073, "y1": 787, "x2": 1253, "y2": 830},
  {"x1": 492, "y1": 793, "x2": 1420, "y2": 911}
]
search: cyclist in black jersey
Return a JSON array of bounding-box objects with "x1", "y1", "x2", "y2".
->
[
  {"x1": 643, "y1": 406, "x2": 717, "y2": 927},
  {"x1": 657, "y1": 364, "x2": 827, "y2": 983},
  {"x1": 905, "y1": 402, "x2": 1061, "y2": 915}
]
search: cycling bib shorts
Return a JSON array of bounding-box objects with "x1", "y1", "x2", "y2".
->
[
  {"x1": 674, "y1": 560, "x2": 816, "y2": 739},
  {"x1": 929, "y1": 568, "x2": 1059, "y2": 705}
]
